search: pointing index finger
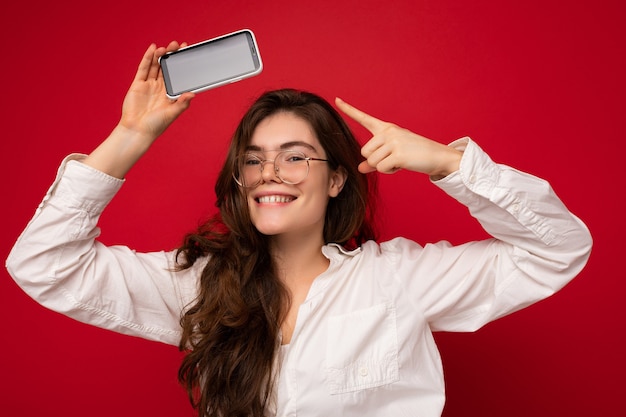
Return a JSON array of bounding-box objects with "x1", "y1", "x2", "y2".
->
[{"x1": 335, "y1": 97, "x2": 387, "y2": 134}]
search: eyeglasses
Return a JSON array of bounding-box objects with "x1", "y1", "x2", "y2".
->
[{"x1": 233, "y1": 150, "x2": 329, "y2": 188}]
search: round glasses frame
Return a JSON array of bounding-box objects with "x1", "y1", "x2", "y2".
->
[{"x1": 233, "y1": 150, "x2": 329, "y2": 188}]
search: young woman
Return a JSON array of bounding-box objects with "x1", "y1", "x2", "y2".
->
[{"x1": 6, "y1": 42, "x2": 592, "y2": 417}]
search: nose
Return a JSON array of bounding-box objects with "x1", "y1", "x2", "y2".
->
[{"x1": 260, "y1": 159, "x2": 282, "y2": 183}]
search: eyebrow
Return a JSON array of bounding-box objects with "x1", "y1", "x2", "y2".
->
[{"x1": 245, "y1": 141, "x2": 319, "y2": 153}]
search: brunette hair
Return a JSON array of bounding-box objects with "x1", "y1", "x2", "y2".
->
[{"x1": 175, "y1": 89, "x2": 376, "y2": 416}]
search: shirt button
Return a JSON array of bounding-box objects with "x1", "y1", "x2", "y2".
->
[
  {"x1": 468, "y1": 174, "x2": 477, "y2": 184},
  {"x1": 359, "y1": 366, "x2": 369, "y2": 377}
]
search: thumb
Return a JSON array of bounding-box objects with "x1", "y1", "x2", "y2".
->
[
  {"x1": 358, "y1": 160, "x2": 377, "y2": 174},
  {"x1": 169, "y1": 92, "x2": 195, "y2": 117}
]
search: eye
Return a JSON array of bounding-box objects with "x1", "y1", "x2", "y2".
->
[
  {"x1": 282, "y1": 152, "x2": 307, "y2": 163},
  {"x1": 243, "y1": 154, "x2": 262, "y2": 165}
]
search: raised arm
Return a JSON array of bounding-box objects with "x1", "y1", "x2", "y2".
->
[
  {"x1": 6, "y1": 43, "x2": 199, "y2": 345},
  {"x1": 336, "y1": 98, "x2": 591, "y2": 330},
  {"x1": 84, "y1": 42, "x2": 195, "y2": 178}
]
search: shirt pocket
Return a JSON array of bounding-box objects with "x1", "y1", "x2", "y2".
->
[{"x1": 325, "y1": 302, "x2": 400, "y2": 395}]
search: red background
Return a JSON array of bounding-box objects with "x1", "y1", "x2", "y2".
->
[{"x1": 1, "y1": 0, "x2": 624, "y2": 415}]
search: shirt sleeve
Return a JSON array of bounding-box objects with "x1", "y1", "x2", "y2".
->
[
  {"x1": 5, "y1": 155, "x2": 201, "y2": 345},
  {"x1": 385, "y1": 137, "x2": 592, "y2": 332}
]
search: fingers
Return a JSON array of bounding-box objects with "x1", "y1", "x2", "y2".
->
[
  {"x1": 358, "y1": 160, "x2": 399, "y2": 174},
  {"x1": 151, "y1": 41, "x2": 182, "y2": 80},
  {"x1": 137, "y1": 41, "x2": 184, "y2": 81},
  {"x1": 361, "y1": 143, "x2": 403, "y2": 174},
  {"x1": 335, "y1": 97, "x2": 388, "y2": 134},
  {"x1": 135, "y1": 44, "x2": 157, "y2": 82},
  {"x1": 335, "y1": 97, "x2": 394, "y2": 173},
  {"x1": 336, "y1": 97, "x2": 405, "y2": 174},
  {"x1": 147, "y1": 46, "x2": 164, "y2": 81}
]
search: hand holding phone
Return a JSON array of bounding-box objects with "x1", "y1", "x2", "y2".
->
[
  {"x1": 120, "y1": 41, "x2": 194, "y2": 138},
  {"x1": 159, "y1": 29, "x2": 263, "y2": 98},
  {"x1": 84, "y1": 42, "x2": 195, "y2": 180}
]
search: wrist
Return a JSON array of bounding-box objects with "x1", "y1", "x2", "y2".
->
[
  {"x1": 431, "y1": 148, "x2": 462, "y2": 181},
  {"x1": 83, "y1": 125, "x2": 158, "y2": 179},
  {"x1": 112, "y1": 123, "x2": 158, "y2": 148}
]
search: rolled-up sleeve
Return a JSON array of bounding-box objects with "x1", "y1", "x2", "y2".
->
[{"x1": 6, "y1": 156, "x2": 200, "y2": 345}]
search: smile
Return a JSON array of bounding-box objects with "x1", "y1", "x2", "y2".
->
[{"x1": 256, "y1": 195, "x2": 295, "y2": 204}]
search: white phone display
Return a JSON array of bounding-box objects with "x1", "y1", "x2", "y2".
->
[{"x1": 159, "y1": 29, "x2": 263, "y2": 98}]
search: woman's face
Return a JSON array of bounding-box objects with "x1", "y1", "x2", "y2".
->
[{"x1": 244, "y1": 112, "x2": 346, "y2": 241}]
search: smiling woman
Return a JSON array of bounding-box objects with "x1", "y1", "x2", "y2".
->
[
  {"x1": 5, "y1": 42, "x2": 592, "y2": 417},
  {"x1": 240, "y1": 112, "x2": 350, "y2": 240}
]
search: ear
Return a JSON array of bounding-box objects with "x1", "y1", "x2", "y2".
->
[{"x1": 328, "y1": 166, "x2": 348, "y2": 198}]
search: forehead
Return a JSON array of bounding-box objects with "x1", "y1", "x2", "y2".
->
[{"x1": 248, "y1": 112, "x2": 322, "y2": 152}]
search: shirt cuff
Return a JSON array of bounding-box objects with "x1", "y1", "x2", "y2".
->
[
  {"x1": 41, "y1": 154, "x2": 125, "y2": 215},
  {"x1": 432, "y1": 137, "x2": 500, "y2": 207}
]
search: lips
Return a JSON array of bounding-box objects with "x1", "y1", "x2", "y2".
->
[{"x1": 256, "y1": 195, "x2": 296, "y2": 204}]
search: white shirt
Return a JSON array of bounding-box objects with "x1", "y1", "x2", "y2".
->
[{"x1": 6, "y1": 138, "x2": 592, "y2": 416}]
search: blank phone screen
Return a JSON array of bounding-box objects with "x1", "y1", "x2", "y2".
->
[{"x1": 161, "y1": 31, "x2": 259, "y2": 96}]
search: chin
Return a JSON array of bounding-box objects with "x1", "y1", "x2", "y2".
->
[{"x1": 252, "y1": 222, "x2": 286, "y2": 237}]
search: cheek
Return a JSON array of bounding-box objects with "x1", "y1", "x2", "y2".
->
[
  {"x1": 246, "y1": 195, "x2": 257, "y2": 216},
  {"x1": 305, "y1": 188, "x2": 332, "y2": 221}
]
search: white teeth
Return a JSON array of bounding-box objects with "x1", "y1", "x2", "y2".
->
[{"x1": 258, "y1": 195, "x2": 294, "y2": 204}]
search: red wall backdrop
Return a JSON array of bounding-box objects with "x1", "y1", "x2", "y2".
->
[{"x1": 1, "y1": 0, "x2": 623, "y2": 415}]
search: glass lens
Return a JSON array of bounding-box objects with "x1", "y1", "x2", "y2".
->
[
  {"x1": 276, "y1": 151, "x2": 309, "y2": 184},
  {"x1": 234, "y1": 151, "x2": 310, "y2": 187},
  {"x1": 236, "y1": 153, "x2": 263, "y2": 187}
]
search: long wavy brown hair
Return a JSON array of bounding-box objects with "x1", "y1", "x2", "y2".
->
[{"x1": 175, "y1": 89, "x2": 377, "y2": 416}]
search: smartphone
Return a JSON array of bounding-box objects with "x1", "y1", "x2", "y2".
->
[{"x1": 159, "y1": 29, "x2": 263, "y2": 98}]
